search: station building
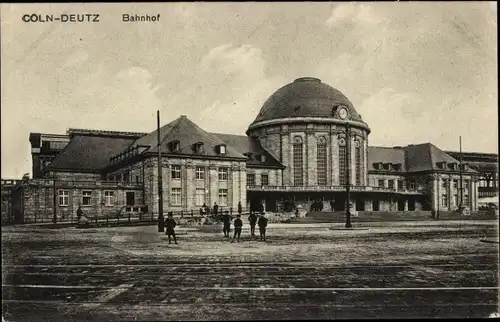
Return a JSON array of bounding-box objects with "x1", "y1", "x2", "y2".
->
[{"x1": 9, "y1": 77, "x2": 496, "y2": 223}]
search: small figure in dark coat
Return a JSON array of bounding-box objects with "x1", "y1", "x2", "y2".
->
[
  {"x1": 213, "y1": 202, "x2": 219, "y2": 216},
  {"x1": 221, "y1": 211, "x2": 232, "y2": 237},
  {"x1": 158, "y1": 212, "x2": 165, "y2": 232},
  {"x1": 237, "y1": 201, "x2": 242, "y2": 215},
  {"x1": 231, "y1": 214, "x2": 243, "y2": 243},
  {"x1": 258, "y1": 213, "x2": 268, "y2": 242},
  {"x1": 248, "y1": 212, "x2": 258, "y2": 236},
  {"x1": 165, "y1": 212, "x2": 178, "y2": 244},
  {"x1": 76, "y1": 205, "x2": 83, "y2": 223},
  {"x1": 330, "y1": 199, "x2": 335, "y2": 212}
]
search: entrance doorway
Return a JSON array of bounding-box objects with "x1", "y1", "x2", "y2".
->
[
  {"x1": 372, "y1": 199, "x2": 380, "y2": 211},
  {"x1": 408, "y1": 198, "x2": 416, "y2": 211},
  {"x1": 126, "y1": 192, "x2": 135, "y2": 206},
  {"x1": 398, "y1": 199, "x2": 405, "y2": 211},
  {"x1": 355, "y1": 198, "x2": 365, "y2": 211},
  {"x1": 334, "y1": 196, "x2": 346, "y2": 211}
]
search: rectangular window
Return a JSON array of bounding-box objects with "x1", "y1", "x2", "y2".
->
[
  {"x1": 58, "y1": 190, "x2": 69, "y2": 206},
  {"x1": 171, "y1": 188, "x2": 182, "y2": 206},
  {"x1": 171, "y1": 165, "x2": 181, "y2": 180},
  {"x1": 317, "y1": 143, "x2": 327, "y2": 186},
  {"x1": 218, "y1": 189, "x2": 228, "y2": 206},
  {"x1": 195, "y1": 166, "x2": 205, "y2": 180},
  {"x1": 441, "y1": 194, "x2": 448, "y2": 207},
  {"x1": 82, "y1": 191, "x2": 92, "y2": 206},
  {"x1": 218, "y1": 168, "x2": 228, "y2": 181},
  {"x1": 247, "y1": 173, "x2": 255, "y2": 186},
  {"x1": 409, "y1": 181, "x2": 416, "y2": 190},
  {"x1": 123, "y1": 172, "x2": 130, "y2": 183},
  {"x1": 195, "y1": 188, "x2": 205, "y2": 206},
  {"x1": 261, "y1": 174, "x2": 269, "y2": 186},
  {"x1": 388, "y1": 180, "x2": 394, "y2": 190},
  {"x1": 104, "y1": 191, "x2": 114, "y2": 206},
  {"x1": 454, "y1": 194, "x2": 458, "y2": 207},
  {"x1": 338, "y1": 145, "x2": 346, "y2": 186},
  {"x1": 441, "y1": 179, "x2": 447, "y2": 189},
  {"x1": 464, "y1": 180, "x2": 469, "y2": 190},
  {"x1": 135, "y1": 175, "x2": 139, "y2": 183},
  {"x1": 397, "y1": 180, "x2": 404, "y2": 190},
  {"x1": 378, "y1": 179, "x2": 385, "y2": 188},
  {"x1": 453, "y1": 180, "x2": 458, "y2": 189},
  {"x1": 355, "y1": 146, "x2": 361, "y2": 186}
]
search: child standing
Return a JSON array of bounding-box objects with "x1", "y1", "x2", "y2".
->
[{"x1": 165, "y1": 212, "x2": 178, "y2": 244}]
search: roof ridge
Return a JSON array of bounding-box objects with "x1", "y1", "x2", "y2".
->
[{"x1": 368, "y1": 145, "x2": 404, "y2": 149}]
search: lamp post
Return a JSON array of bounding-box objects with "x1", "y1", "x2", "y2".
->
[
  {"x1": 345, "y1": 124, "x2": 352, "y2": 228},
  {"x1": 157, "y1": 110, "x2": 165, "y2": 232}
]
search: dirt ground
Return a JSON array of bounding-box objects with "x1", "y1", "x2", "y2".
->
[{"x1": 2, "y1": 220, "x2": 499, "y2": 320}]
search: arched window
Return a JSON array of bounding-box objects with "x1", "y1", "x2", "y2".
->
[
  {"x1": 317, "y1": 136, "x2": 327, "y2": 186},
  {"x1": 292, "y1": 136, "x2": 303, "y2": 186},
  {"x1": 338, "y1": 134, "x2": 347, "y2": 186},
  {"x1": 355, "y1": 139, "x2": 362, "y2": 186}
]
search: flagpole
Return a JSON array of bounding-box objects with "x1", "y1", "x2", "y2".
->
[{"x1": 459, "y1": 136, "x2": 463, "y2": 210}]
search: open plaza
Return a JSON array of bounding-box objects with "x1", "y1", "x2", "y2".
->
[{"x1": 2, "y1": 219, "x2": 499, "y2": 320}]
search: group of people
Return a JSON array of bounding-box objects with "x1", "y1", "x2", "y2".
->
[
  {"x1": 221, "y1": 211, "x2": 268, "y2": 242},
  {"x1": 158, "y1": 201, "x2": 269, "y2": 244}
]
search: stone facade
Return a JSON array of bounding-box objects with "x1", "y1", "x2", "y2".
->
[{"x1": 12, "y1": 179, "x2": 143, "y2": 223}]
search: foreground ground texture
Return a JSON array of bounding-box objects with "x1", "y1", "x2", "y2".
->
[{"x1": 2, "y1": 220, "x2": 499, "y2": 320}]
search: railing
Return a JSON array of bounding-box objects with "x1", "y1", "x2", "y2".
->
[
  {"x1": 247, "y1": 185, "x2": 424, "y2": 194},
  {"x1": 478, "y1": 187, "x2": 499, "y2": 198}
]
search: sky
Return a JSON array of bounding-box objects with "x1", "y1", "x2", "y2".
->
[{"x1": 1, "y1": 2, "x2": 498, "y2": 178}]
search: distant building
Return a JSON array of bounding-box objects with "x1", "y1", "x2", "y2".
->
[{"x1": 8, "y1": 77, "x2": 497, "y2": 223}]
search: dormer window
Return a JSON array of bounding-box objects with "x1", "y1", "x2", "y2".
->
[
  {"x1": 383, "y1": 163, "x2": 390, "y2": 170},
  {"x1": 259, "y1": 154, "x2": 267, "y2": 163},
  {"x1": 448, "y1": 163, "x2": 457, "y2": 170},
  {"x1": 373, "y1": 163, "x2": 380, "y2": 170},
  {"x1": 169, "y1": 140, "x2": 181, "y2": 153},
  {"x1": 216, "y1": 144, "x2": 226, "y2": 155},
  {"x1": 436, "y1": 161, "x2": 446, "y2": 169},
  {"x1": 393, "y1": 163, "x2": 401, "y2": 171},
  {"x1": 193, "y1": 142, "x2": 205, "y2": 154}
]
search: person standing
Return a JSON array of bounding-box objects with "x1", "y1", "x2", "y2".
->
[
  {"x1": 330, "y1": 199, "x2": 335, "y2": 212},
  {"x1": 258, "y1": 213, "x2": 268, "y2": 242},
  {"x1": 76, "y1": 205, "x2": 83, "y2": 223},
  {"x1": 231, "y1": 214, "x2": 243, "y2": 243},
  {"x1": 248, "y1": 212, "x2": 257, "y2": 236},
  {"x1": 213, "y1": 202, "x2": 219, "y2": 217},
  {"x1": 165, "y1": 212, "x2": 178, "y2": 244},
  {"x1": 238, "y1": 201, "x2": 243, "y2": 215},
  {"x1": 221, "y1": 211, "x2": 232, "y2": 238}
]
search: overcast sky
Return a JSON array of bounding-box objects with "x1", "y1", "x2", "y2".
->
[{"x1": 1, "y1": 2, "x2": 497, "y2": 178}]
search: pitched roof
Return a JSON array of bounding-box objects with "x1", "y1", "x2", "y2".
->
[
  {"x1": 46, "y1": 135, "x2": 135, "y2": 171},
  {"x1": 367, "y1": 146, "x2": 406, "y2": 170},
  {"x1": 130, "y1": 116, "x2": 246, "y2": 159},
  {"x1": 210, "y1": 133, "x2": 284, "y2": 168},
  {"x1": 403, "y1": 143, "x2": 476, "y2": 172}
]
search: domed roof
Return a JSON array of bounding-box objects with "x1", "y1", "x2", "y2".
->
[{"x1": 249, "y1": 77, "x2": 364, "y2": 128}]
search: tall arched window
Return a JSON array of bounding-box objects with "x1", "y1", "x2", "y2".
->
[
  {"x1": 292, "y1": 136, "x2": 303, "y2": 186},
  {"x1": 355, "y1": 139, "x2": 362, "y2": 186},
  {"x1": 338, "y1": 134, "x2": 347, "y2": 186},
  {"x1": 317, "y1": 136, "x2": 327, "y2": 186}
]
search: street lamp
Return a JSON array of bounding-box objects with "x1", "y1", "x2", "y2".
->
[{"x1": 345, "y1": 124, "x2": 352, "y2": 228}]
